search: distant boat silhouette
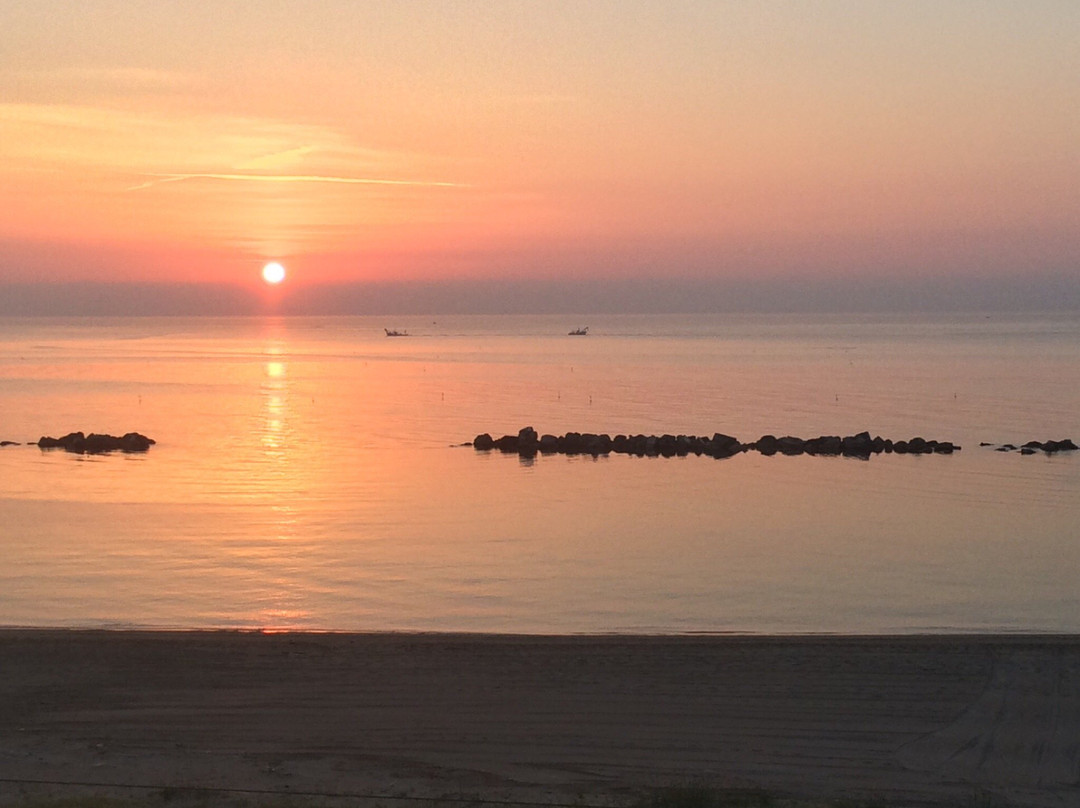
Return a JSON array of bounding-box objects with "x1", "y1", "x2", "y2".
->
[
  {"x1": 568, "y1": 327, "x2": 589, "y2": 336},
  {"x1": 384, "y1": 328, "x2": 408, "y2": 337}
]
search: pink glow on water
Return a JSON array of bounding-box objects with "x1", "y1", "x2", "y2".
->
[{"x1": 1, "y1": 313, "x2": 1078, "y2": 633}]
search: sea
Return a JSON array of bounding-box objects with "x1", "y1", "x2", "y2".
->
[{"x1": 1, "y1": 312, "x2": 1078, "y2": 634}]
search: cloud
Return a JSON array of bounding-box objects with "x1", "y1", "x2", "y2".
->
[
  {"x1": 234, "y1": 145, "x2": 319, "y2": 171},
  {"x1": 1, "y1": 103, "x2": 462, "y2": 189},
  {"x1": 125, "y1": 172, "x2": 467, "y2": 192}
]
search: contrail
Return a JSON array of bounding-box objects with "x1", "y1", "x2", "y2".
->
[{"x1": 126, "y1": 173, "x2": 466, "y2": 191}]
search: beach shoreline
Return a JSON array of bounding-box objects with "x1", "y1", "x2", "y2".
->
[{"x1": 2, "y1": 630, "x2": 1078, "y2": 807}]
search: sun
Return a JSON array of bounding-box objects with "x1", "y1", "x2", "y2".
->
[{"x1": 261, "y1": 262, "x2": 286, "y2": 285}]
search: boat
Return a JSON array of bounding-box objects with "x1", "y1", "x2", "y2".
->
[
  {"x1": 568, "y1": 326, "x2": 589, "y2": 336},
  {"x1": 384, "y1": 328, "x2": 408, "y2": 337}
]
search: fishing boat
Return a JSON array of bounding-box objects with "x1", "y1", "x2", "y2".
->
[
  {"x1": 384, "y1": 328, "x2": 408, "y2": 337},
  {"x1": 568, "y1": 326, "x2": 589, "y2": 336}
]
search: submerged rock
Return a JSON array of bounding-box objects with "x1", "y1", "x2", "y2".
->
[
  {"x1": 1047, "y1": 439, "x2": 1079, "y2": 452},
  {"x1": 1019, "y1": 439, "x2": 1078, "y2": 454},
  {"x1": 984, "y1": 439, "x2": 1076, "y2": 454}
]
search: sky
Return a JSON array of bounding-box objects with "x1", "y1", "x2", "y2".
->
[{"x1": 1, "y1": 1, "x2": 1078, "y2": 314}]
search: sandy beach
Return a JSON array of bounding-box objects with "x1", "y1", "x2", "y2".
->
[{"x1": 1, "y1": 631, "x2": 1078, "y2": 807}]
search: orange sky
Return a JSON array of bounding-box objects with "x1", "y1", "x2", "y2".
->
[{"x1": 1, "y1": 1, "x2": 1078, "y2": 299}]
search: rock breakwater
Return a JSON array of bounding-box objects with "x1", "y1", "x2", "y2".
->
[
  {"x1": 472, "y1": 427, "x2": 960, "y2": 459},
  {"x1": 37, "y1": 431, "x2": 155, "y2": 454}
]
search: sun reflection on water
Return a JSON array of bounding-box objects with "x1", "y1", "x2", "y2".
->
[
  {"x1": 253, "y1": 500, "x2": 313, "y2": 630},
  {"x1": 249, "y1": 344, "x2": 315, "y2": 628},
  {"x1": 4, "y1": 314, "x2": 1080, "y2": 632},
  {"x1": 263, "y1": 360, "x2": 287, "y2": 453}
]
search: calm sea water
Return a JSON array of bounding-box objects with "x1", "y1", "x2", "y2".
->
[{"x1": 1, "y1": 312, "x2": 1078, "y2": 633}]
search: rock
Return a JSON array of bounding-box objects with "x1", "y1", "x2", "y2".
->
[
  {"x1": 841, "y1": 432, "x2": 873, "y2": 456},
  {"x1": 1020, "y1": 447, "x2": 1037, "y2": 455},
  {"x1": 589, "y1": 434, "x2": 612, "y2": 455},
  {"x1": 708, "y1": 433, "x2": 742, "y2": 458},
  {"x1": 516, "y1": 426, "x2": 539, "y2": 456},
  {"x1": 805, "y1": 435, "x2": 842, "y2": 455},
  {"x1": 658, "y1": 434, "x2": 677, "y2": 457},
  {"x1": 1042, "y1": 439, "x2": 1078, "y2": 453},
  {"x1": 754, "y1": 435, "x2": 779, "y2": 456},
  {"x1": 538, "y1": 434, "x2": 559, "y2": 453},
  {"x1": 777, "y1": 436, "x2": 805, "y2": 455},
  {"x1": 473, "y1": 433, "x2": 494, "y2": 450},
  {"x1": 0, "y1": 440, "x2": 19, "y2": 447},
  {"x1": 907, "y1": 437, "x2": 931, "y2": 454},
  {"x1": 38, "y1": 431, "x2": 84, "y2": 450},
  {"x1": 560, "y1": 432, "x2": 584, "y2": 454},
  {"x1": 84, "y1": 433, "x2": 118, "y2": 454},
  {"x1": 493, "y1": 434, "x2": 519, "y2": 452}
]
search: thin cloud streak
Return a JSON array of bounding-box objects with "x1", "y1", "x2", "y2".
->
[
  {"x1": 235, "y1": 145, "x2": 319, "y2": 170},
  {"x1": 126, "y1": 172, "x2": 468, "y2": 192}
]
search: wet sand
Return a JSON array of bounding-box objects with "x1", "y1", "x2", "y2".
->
[{"x1": 1, "y1": 631, "x2": 1078, "y2": 807}]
